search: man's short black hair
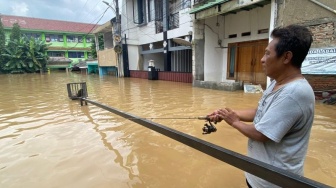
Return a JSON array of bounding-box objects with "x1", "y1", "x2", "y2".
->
[{"x1": 271, "y1": 24, "x2": 313, "y2": 68}]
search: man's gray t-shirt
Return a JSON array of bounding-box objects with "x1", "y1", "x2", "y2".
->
[{"x1": 246, "y1": 79, "x2": 315, "y2": 188}]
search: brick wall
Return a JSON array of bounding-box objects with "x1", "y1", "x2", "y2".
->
[
  {"x1": 304, "y1": 21, "x2": 336, "y2": 92},
  {"x1": 308, "y1": 22, "x2": 336, "y2": 47},
  {"x1": 304, "y1": 74, "x2": 336, "y2": 91}
]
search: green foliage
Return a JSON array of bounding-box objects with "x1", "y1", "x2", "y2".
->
[
  {"x1": 90, "y1": 34, "x2": 104, "y2": 59},
  {"x1": 0, "y1": 17, "x2": 6, "y2": 73},
  {"x1": 8, "y1": 23, "x2": 21, "y2": 51},
  {"x1": 0, "y1": 17, "x2": 5, "y2": 51},
  {"x1": 1, "y1": 35, "x2": 50, "y2": 74},
  {"x1": 2, "y1": 38, "x2": 27, "y2": 73},
  {"x1": 9, "y1": 23, "x2": 21, "y2": 41},
  {"x1": 24, "y1": 36, "x2": 50, "y2": 72},
  {"x1": 0, "y1": 20, "x2": 50, "y2": 74},
  {"x1": 90, "y1": 41, "x2": 97, "y2": 59}
]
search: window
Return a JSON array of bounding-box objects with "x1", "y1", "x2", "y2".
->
[
  {"x1": 227, "y1": 44, "x2": 237, "y2": 79},
  {"x1": 68, "y1": 52, "x2": 84, "y2": 58},
  {"x1": 86, "y1": 37, "x2": 93, "y2": 43},
  {"x1": 58, "y1": 35, "x2": 64, "y2": 42},
  {"x1": 45, "y1": 35, "x2": 51, "y2": 42},
  {"x1": 154, "y1": 0, "x2": 163, "y2": 33},
  {"x1": 78, "y1": 36, "x2": 83, "y2": 43},
  {"x1": 155, "y1": 0, "x2": 163, "y2": 21},
  {"x1": 47, "y1": 51, "x2": 65, "y2": 57},
  {"x1": 148, "y1": 0, "x2": 155, "y2": 22},
  {"x1": 133, "y1": 0, "x2": 146, "y2": 24},
  {"x1": 169, "y1": 12, "x2": 179, "y2": 30},
  {"x1": 181, "y1": 0, "x2": 191, "y2": 9},
  {"x1": 51, "y1": 35, "x2": 58, "y2": 42},
  {"x1": 24, "y1": 33, "x2": 41, "y2": 40},
  {"x1": 46, "y1": 34, "x2": 63, "y2": 42},
  {"x1": 67, "y1": 35, "x2": 79, "y2": 43}
]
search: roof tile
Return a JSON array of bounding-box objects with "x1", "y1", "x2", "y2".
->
[{"x1": 1, "y1": 14, "x2": 99, "y2": 34}]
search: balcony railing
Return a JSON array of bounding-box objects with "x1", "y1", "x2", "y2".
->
[
  {"x1": 169, "y1": 12, "x2": 179, "y2": 30},
  {"x1": 155, "y1": 21, "x2": 163, "y2": 34}
]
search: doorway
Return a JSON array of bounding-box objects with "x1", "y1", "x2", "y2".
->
[{"x1": 227, "y1": 39, "x2": 268, "y2": 89}]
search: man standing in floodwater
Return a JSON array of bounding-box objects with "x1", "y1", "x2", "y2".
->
[{"x1": 208, "y1": 25, "x2": 315, "y2": 188}]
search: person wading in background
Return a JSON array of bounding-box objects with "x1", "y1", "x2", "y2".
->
[{"x1": 208, "y1": 24, "x2": 314, "y2": 188}]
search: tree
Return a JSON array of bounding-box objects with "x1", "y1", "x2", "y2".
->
[
  {"x1": 2, "y1": 38, "x2": 26, "y2": 73},
  {"x1": 24, "y1": 37, "x2": 50, "y2": 72},
  {"x1": 0, "y1": 17, "x2": 6, "y2": 53},
  {"x1": 90, "y1": 34, "x2": 104, "y2": 59},
  {"x1": 8, "y1": 23, "x2": 21, "y2": 51},
  {"x1": 2, "y1": 36, "x2": 50, "y2": 73},
  {"x1": 9, "y1": 23, "x2": 21, "y2": 41},
  {"x1": 0, "y1": 16, "x2": 6, "y2": 73},
  {"x1": 1, "y1": 21, "x2": 49, "y2": 74}
]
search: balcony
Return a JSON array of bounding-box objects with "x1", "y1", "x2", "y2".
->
[{"x1": 169, "y1": 12, "x2": 179, "y2": 30}]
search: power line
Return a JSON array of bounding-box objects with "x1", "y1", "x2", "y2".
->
[
  {"x1": 65, "y1": 7, "x2": 110, "y2": 51},
  {"x1": 118, "y1": 0, "x2": 193, "y2": 42}
]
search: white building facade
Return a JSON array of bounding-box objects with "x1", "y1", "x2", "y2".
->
[
  {"x1": 190, "y1": 0, "x2": 336, "y2": 91},
  {"x1": 121, "y1": 0, "x2": 194, "y2": 82},
  {"x1": 119, "y1": 0, "x2": 336, "y2": 91}
]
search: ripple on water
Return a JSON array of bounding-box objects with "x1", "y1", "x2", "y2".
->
[{"x1": 0, "y1": 73, "x2": 335, "y2": 188}]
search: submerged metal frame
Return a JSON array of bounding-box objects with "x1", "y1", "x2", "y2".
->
[{"x1": 82, "y1": 98, "x2": 332, "y2": 188}]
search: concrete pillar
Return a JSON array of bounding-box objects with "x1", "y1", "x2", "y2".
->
[{"x1": 192, "y1": 19, "x2": 205, "y2": 81}]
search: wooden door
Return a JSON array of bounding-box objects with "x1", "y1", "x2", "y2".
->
[
  {"x1": 253, "y1": 40, "x2": 268, "y2": 89},
  {"x1": 236, "y1": 40, "x2": 268, "y2": 89},
  {"x1": 237, "y1": 41, "x2": 254, "y2": 84}
]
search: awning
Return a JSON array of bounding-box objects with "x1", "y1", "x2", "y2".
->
[
  {"x1": 173, "y1": 38, "x2": 192, "y2": 46},
  {"x1": 190, "y1": 0, "x2": 271, "y2": 20},
  {"x1": 92, "y1": 20, "x2": 113, "y2": 34}
]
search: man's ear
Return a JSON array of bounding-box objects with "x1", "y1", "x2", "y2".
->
[{"x1": 283, "y1": 51, "x2": 293, "y2": 65}]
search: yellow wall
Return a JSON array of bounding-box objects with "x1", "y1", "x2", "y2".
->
[{"x1": 98, "y1": 49, "x2": 117, "y2": 66}]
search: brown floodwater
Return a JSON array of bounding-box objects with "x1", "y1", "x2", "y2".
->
[{"x1": 0, "y1": 72, "x2": 335, "y2": 188}]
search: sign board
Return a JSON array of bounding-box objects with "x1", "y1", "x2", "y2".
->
[{"x1": 302, "y1": 47, "x2": 336, "y2": 74}]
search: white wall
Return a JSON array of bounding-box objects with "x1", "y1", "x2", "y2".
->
[
  {"x1": 122, "y1": 0, "x2": 194, "y2": 71},
  {"x1": 203, "y1": 4, "x2": 271, "y2": 82},
  {"x1": 167, "y1": 9, "x2": 194, "y2": 39},
  {"x1": 122, "y1": 0, "x2": 195, "y2": 44},
  {"x1": 143, "y1": 53, "x2": 165, "y2": 70},
  {"x1": 204, "y1": 16, "x2": 224, "y2": 81},
  {"x1": 128, "y1": 45, "x2": 141, "y2": 70},
  {"x1": 121, "y1": 0, "x2": 163, "y2": 45},
  {"x1": 127, "y1": 46, "x2": 164, "y2": 71}
]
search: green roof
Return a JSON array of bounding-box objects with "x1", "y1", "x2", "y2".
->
[{"x1": 189, "y1": 0, "x2": 230, "y2": 14}]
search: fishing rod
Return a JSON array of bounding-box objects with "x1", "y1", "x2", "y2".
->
[
  {"x1": 126, "y1": 116, "x2": 208, "y2": 120},
  {"x1": 69, "y1": 84, "x2": 217, "y2": 134},
  {"x1": 80, "y1": 98, "x2": 217, "y2": 134},
  {"x1": 125, "y1": 116, "x2": 217, "y2": 134},
  {"x1": 67, "y1": 84, "x2": 333, "y2": 188},
  {"x1": 78, "y1": 97, "x2": 332, "y2": 188}
]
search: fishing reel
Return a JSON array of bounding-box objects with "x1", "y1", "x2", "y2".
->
[{"x1": 202, "y1": 121, "x2": 217, "y2": 134}]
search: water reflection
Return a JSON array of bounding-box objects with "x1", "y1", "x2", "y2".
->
[
  {"x1": 80, "y1": 105, "x2": 142, "y2": 183},
  {"x1": 0, "y1": 72, "x2": 335, "y2": 188}
]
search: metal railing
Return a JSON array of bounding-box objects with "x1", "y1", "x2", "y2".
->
[
  {"x1": 155, "y1": 21, "x2": 163, "y2": 34},
  {"x1": 169, "y1": 12, "x2": 179, "y2": 30},
  {"x1": 77, "y1": 95, "x2": 332, "y2": 188}
]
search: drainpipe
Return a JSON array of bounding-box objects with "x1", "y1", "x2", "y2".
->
[{"x1": 309, "y1": 0, "x2": 336, "y2": 15}]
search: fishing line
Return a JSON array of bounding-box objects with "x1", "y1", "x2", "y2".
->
[{"x1": 123, "y1": 116, "x2": 209, "y2": 120}]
